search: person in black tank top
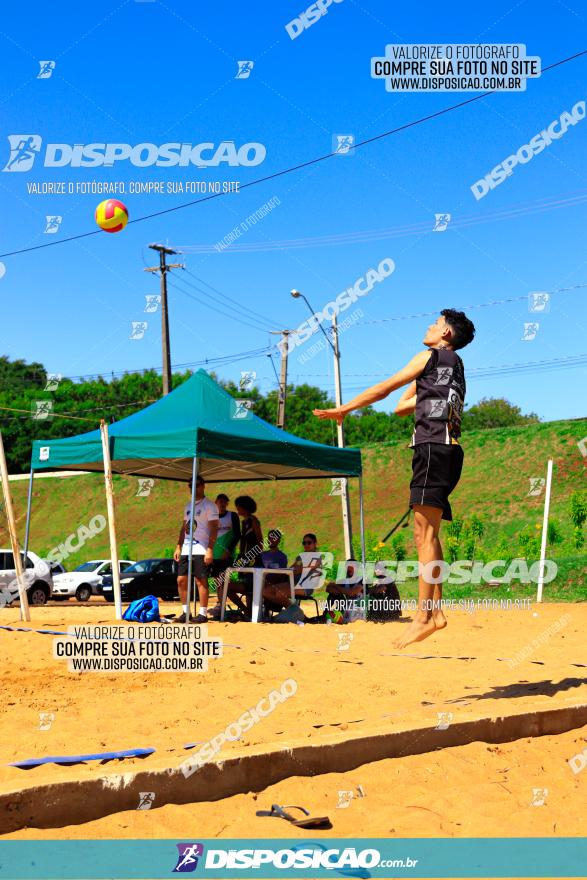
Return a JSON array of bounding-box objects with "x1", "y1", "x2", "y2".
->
[{"x1": 313, "y1": 308, "x2": 475, "y2": 649}]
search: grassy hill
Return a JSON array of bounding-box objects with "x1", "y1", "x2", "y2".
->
[{"x1": 1, "y1": 418, "x2": 586, "y2": 601}]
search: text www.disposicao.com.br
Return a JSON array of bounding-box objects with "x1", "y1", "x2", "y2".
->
[{"x1": 70, "y1": 657, "x2": 203, "y2": 671}]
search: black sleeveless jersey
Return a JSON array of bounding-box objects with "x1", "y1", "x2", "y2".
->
[{"x1": 410, "y1": 348, "x2": 466, "y2": 446}]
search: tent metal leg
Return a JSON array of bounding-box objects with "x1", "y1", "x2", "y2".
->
[
  {"x1": 186, "y1": 456, "x2": 198, "y2": 619},
  {"x1": 359, "y1": 475, "x2": 367, "y2": 616}
]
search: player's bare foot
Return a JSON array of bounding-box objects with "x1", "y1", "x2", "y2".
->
[
  {"x1": 393, "y1": 614, "x2": 442, "y2": 649},
  {"x1": 433, "y1": 609, "x2": 447, "y2": 630}
]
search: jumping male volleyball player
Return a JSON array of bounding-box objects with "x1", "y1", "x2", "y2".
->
[{"x1": 314, "y1": 309, "x2": 476, "y2": 648}]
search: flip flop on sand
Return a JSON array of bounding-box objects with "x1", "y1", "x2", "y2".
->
[{"x1": 256, "y1": 804, "x2": 332, "y2": 829}]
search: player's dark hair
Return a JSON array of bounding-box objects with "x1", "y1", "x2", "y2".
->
[
  {"x1": 215, "y1": 493, "x2": 229, "y2": 502},
  {"x1": 235, "y1": 495, "x2": 257, "y2": 514},
  {"x1": 303, "y1": 533, "x2": 317, "y2": 543},
  {"x1": 441, "y1": 308, "x2": 476, "y2": 350},
  {"x1": 268, "y1": 528, "x2": 282, "y2": 542}
]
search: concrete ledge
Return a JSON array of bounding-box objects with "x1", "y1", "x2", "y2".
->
[{"x1": 1, "y1": 702, "x2": 586, "y2": 834}]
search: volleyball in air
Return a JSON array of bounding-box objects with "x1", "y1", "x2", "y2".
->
[{"x1": 95, "y1": 199, "x2": 129, "y2": 233}]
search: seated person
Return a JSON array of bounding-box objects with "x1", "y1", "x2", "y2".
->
[
  {"x1": 263, "y1": 532, "x2": 323, "y2": 611},
  {"x1": 324, "y1": 558, "x2": 364, "y2": 617},
  {"x1": 261, "y1": 529, "x2": 288, "y2": 581},
  {"x1": 326, "y1": 559, "x2": 364, "y2": 600}
]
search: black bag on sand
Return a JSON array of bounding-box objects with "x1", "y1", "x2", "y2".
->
[{"x1": 367, "y1": 580, "x2": 402, "y2": 622}]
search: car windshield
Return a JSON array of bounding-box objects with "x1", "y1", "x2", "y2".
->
[
  {"x1": 124, "y1": 560, "x2": 158, "y2": 574},
  {"x1": 74, "y1": 562, "x2": 102, "y2": 572}
]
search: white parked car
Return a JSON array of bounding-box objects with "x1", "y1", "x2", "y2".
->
[
  {"x1": 0, "y1": 550, "x2": 53, "y2": 606},
  {"x1": 52, "y1": 559, "x2": 135, "y2": 602}
]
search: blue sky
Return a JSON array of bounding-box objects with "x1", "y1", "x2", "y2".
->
[{"x1": 1, "y1": 0, "x2": 586, "y2": 421}]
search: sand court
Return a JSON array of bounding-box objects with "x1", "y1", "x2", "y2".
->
[{"x1": 0, "y1": 601, "x2": 585, "y2": 839}]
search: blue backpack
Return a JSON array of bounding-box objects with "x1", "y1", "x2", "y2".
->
[{"x1": 122, "y1": 595, "x2": 160, "y2": 623}]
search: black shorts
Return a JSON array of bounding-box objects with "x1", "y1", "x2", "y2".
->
[
  {"x1": 178, "y1": 555, "x2": 210, "y2": 578},
  {"x1": 409, "y1": 443, "x2": 464, "y2": 521},
  {"x1": 210, "y1": 558, "x2": 233, "y2": 578}
]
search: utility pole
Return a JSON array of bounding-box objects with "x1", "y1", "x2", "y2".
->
[
  {"x1": 290, "y1": 289, "x2": 354, "y2": 559},
  {"x1": 269, "y1": 330, "x2": 290, "y2": 429},
  {"x1": 144, "y1": 244, "x2": 184, "y2": 395},
  {"x1": 332, "y1": 313, "x2": 353, "y2": 560}
]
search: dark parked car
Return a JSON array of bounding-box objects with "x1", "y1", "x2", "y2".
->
[{"x1": 100, "y1": 558, "x2": 179, "y2": 602}]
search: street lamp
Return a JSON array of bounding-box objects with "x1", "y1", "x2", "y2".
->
[{"x1": 290, "y1": 289, "x2": 335, "y2": 353}]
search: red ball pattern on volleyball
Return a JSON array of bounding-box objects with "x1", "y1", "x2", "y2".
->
[{"x1": 95, "y1": 199, "x2": 129, "y2": 233}]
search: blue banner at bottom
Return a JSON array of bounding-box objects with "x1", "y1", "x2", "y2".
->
[{"x1": 0, "y1": 838, "x2": 585, "y2": 879}]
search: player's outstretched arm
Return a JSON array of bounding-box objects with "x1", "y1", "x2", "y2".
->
[
  {"x1": 313, "y1": 351, "x2": 431, "y2": 424},
  {"x1": 395, "y1": 380, "x2": 417, "y2": 416}
]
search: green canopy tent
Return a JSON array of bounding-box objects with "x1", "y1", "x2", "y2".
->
[{"x1": 26, "y1": 370, "x2": 365, "y2": 618}]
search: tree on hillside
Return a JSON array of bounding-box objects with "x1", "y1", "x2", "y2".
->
[
  {"x1": 463, "y1": 398, "x2": 539, "y2": 430},
  {"x1": 569, "y1": 491, "x2": 587, "y2": 550}
]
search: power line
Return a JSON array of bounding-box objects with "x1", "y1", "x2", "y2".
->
[
  {"x1": 294, "y1": 352, "x2": 587, "y2": 384},
  {"x1": 354, "y1": 284, "x2": 587, "y2": 324},
  {"x1": 183, "y1": 268, "x2": 280, "y2": 329},
  {"x1": 169, "y1": 277, "x2": 274, "y2": 334},
  {"x1": 175, "y1": 271, "x2": 276, "y2": 332},
  {"x1": 1, "y1": 49, "x2": 585, "y2": 260},
  {"x1": 173, "y1": 188, "x2": 587, "y2": 254}
]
